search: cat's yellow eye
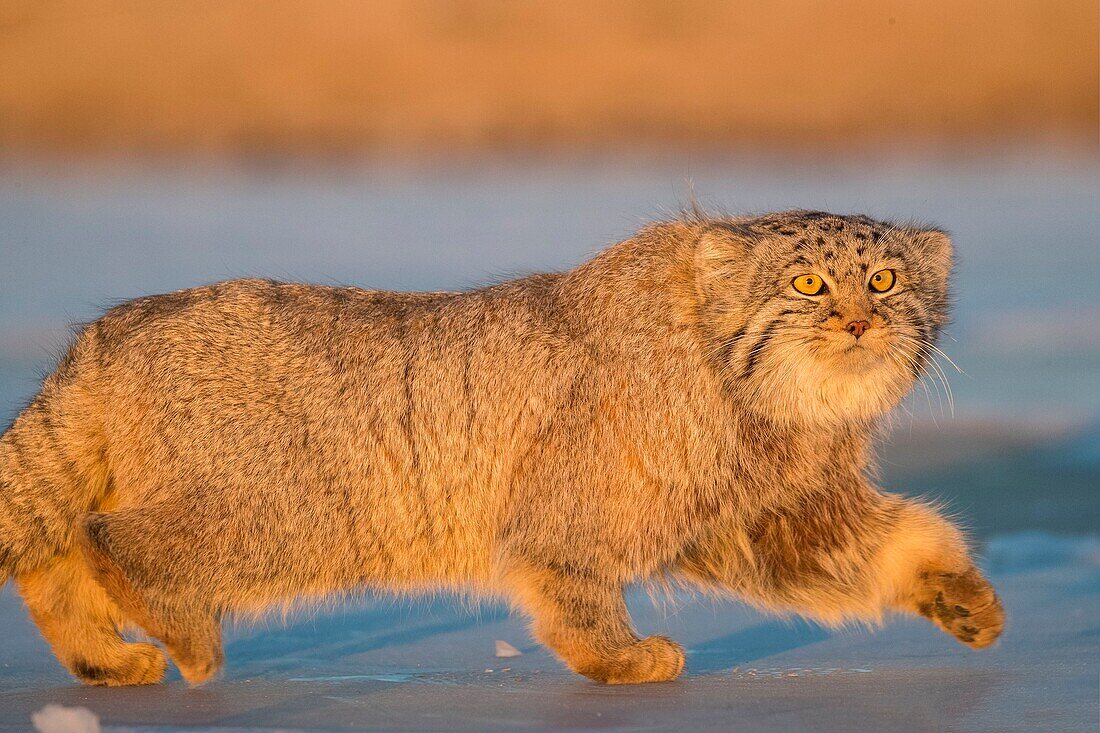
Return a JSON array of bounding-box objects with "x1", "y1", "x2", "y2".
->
[
  {"x1": 792, "y1": 273, "x2": 826, "y2": 296},
  {"x1": 869, "y1": 269, "x2": 896, "y2": 293}
]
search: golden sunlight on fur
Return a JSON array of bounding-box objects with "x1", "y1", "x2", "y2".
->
[{"x1": 0, "y1": 211, "x2": 1003, "y2": 686}]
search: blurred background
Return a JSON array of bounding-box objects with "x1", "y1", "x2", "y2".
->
[{"x1": 0, "y1": 0, "x2": 1097, "y2": 537}]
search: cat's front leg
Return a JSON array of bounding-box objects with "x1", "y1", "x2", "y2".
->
[
  {"x1": 675, "y1": 493, "x2": 1005, "y2": 648},
  {"x1": 881, "y1": 500, "x2": 1005, "y2": 647}
]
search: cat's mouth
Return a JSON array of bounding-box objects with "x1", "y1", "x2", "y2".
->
[{"x1": 831, "y1": 335, "x2": 890, "y2": 365}]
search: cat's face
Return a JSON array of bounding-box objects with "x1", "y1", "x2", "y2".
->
[{"x1": 696, "y1": 212, "x2": 953, "y2": 425}]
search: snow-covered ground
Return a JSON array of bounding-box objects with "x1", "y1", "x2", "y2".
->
[{"x1": 0, "y1": 528, "x2": 1095, "y2": 732}]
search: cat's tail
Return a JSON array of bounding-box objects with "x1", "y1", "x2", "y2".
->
[{"x1": 0, "y1": 384, "x2": 110, "y2": 586}]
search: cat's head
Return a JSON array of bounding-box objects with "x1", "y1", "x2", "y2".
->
[{"x1": 693, "y1": 211, "x2": 953, "y2": 426}]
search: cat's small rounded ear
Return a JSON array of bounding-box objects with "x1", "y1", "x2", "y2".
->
[
  {"x1": 907, "y1": 229, "x2": 954, "y2": 304},
  {"x1": 910, "y1": 228, "x2": 954, "y2": 268},
  {"x1": 695, "y1": 225, "x2": 753, "y2": 271},
  {"x1": 694, "y1": 226, "x2": 754, "y2": 300},
  {"x1": 691, "y1": 226, "x2": 758, "y2": 337}
]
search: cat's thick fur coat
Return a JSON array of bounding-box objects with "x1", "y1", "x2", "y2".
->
[{"x1": 0, "y1": 211, "x2": 1004, "y2": 686}]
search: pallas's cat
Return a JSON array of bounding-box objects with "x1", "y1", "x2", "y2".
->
[{"x1": 0, "y1": 211, "x2": 1003, "y2": 686}]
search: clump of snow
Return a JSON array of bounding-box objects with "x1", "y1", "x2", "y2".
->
[
  {"x1": 31, "y1": 704, "x2": 100, "y2": 733},
  {"x1": 494, "y1": 640, "x2": 522, "y2": 658}
]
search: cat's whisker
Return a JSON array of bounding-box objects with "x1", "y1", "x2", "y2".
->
[
  {"x1": 885, "y1": 340, "x2": 949, "y2": 420},
  {"x1": 891, "y1": 334, "x2": 957, "y2": 419},
  {"x1": 919, "y1": 354, "x2": 954, "y2": 419},
  {"x1": 893, "y1": 333, "x2": 962, "y2": 376},
  {"x1": 923, "y1": 342, "x2": 964, "y2": 376},
  {"x1": 895, "y1": 333, "x2": 963, "y2": 374},
  {"x1": 886, "y1": 345, "x2": 942, "y2": 421},
  {"x1": 927, "y1": 356, "x2": 956, "y2": 418}
]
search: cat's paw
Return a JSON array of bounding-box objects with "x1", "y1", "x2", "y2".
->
[
  {"x1": 167, "y1": 631, "x2": 225, "y2": 686},
  {"x1": 917, "y1": 567, "x2": 1004, "y2": 649},
  {"x1": 69, "y1": 642, "x2": 167, "y2": 686},
  {"x1": 591, "y1": 635, "x2": 685, "y2": 684}
]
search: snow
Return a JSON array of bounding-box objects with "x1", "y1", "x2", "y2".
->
[
  {"x1": 494, "y1": 641, "x2": 522, "y2": 658},
  {"x1": 31, "y1": 705, "x2": 99, "y2": 733},
  {"x1": 0, "y1": 531, "x2": 1095, "y2": 731}
]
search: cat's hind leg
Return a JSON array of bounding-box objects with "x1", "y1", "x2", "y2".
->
[
  {"x1": 505, "y1": 563, "x2": 685, "y2": 684},
  {"x1": 16, "y1": 550, "x2": 167, "y2": 686},
  {"x1": 80, "y1": 510, "x2": 224, "y2": 685}
]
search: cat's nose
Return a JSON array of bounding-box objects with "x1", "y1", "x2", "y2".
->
[{"x1": 846, "y1": 320, "x2": 871, "y2": 338}]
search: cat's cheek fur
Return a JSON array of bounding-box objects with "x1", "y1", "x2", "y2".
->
[{"x1": 747, "y1": 341, "x2": 910, "y2": 426}]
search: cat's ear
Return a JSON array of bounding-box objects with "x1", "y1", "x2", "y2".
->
[
  {"x1": 694, "y1": 225, "x2": 754, "y2": 302},
  {"x1": 909, "y1": 228, "x2": 954, "y2": 273}
]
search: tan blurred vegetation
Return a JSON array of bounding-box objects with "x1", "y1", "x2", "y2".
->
[{"x1": 0, "y1": 0, "x2": 1096, "y2": 158}]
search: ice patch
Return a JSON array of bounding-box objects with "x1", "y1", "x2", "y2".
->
[
  {"x1": 731, "y1": 667, "x2": 873, "y2": 679},
  {"x1": 290, "y1": 673, "x2": 418, "y2": 683}
]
